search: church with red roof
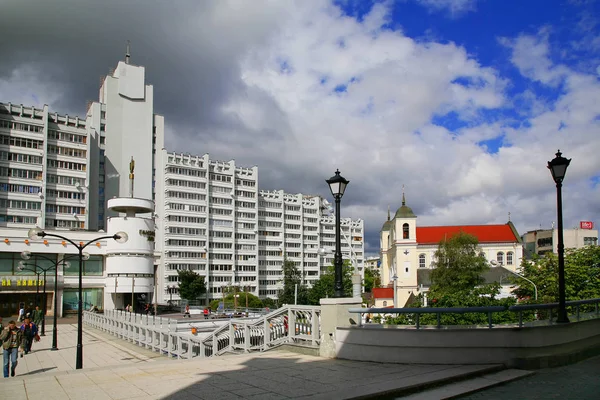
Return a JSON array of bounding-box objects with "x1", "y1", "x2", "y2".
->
[{"x1": 377, "y1": 194, "x2": 523, "y2": 308}]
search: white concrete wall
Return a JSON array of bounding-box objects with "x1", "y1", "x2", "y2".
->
[{"x1": 335, "y1": 319, "x2": 600, "y2": 368}]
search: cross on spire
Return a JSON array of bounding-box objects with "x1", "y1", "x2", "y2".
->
[
  {"x1": 402, "y1": 184, "x2": 406, "y2": 206},
  {"x1": 125, "y1": 40, "x2": 131, "y2": 64}
]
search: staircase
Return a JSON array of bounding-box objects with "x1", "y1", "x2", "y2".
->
[{"x1": 84, "y1": 305, "x2": 321, "y2": 359}]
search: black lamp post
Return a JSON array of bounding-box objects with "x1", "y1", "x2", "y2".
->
[
  {"x1": 548, "y1": 150, "x2": 571, "y2": 323},
  {"x1": 20, "y1": 251, "x2": 76, "y2": 349},
  {"x1": 28, "y1": 227, "x2": 128, "y2": 369},
  {"x1": 18, "y1": 258, "x2": 52, "y2": 336},
  {"x1": 326, "y1": 169, "x2": 349, "y2": 298},
  {"x1": 16, "y1": 262, "x2": 41, "y2": 309}
]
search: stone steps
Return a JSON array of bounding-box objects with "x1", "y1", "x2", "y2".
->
[{"x1": 399, "y1": 369, "x2": 535, "y2": 399}]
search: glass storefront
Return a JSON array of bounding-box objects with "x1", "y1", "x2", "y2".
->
[
  {"x1": 64, "y1": 255, "x2": 103, "y2": 276},
  {"x1": 63, "y1": 288, "x2": 103, "y2": 311}
]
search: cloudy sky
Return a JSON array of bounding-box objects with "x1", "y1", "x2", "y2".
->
[{"x1": 1, "y1": 0, "x2": 599, "y2": 255}]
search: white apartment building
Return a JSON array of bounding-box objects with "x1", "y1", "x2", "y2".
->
[
  {"x1": 155, "y1": 151, "x2": 260, "y2": 305},
  {"x1": 157, "y1": 154, "x2": 365, "y2": 303},
  {"x1": 0, "y1": 103, "x2": 92, "y2": 231}
]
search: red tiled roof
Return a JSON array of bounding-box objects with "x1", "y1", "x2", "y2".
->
[
  {"x1": 372, "y1": 287, "x2": 394, "y2": 299},
  {"x1": 416, "y1": 224, "x2": 518, "y2": 244}
]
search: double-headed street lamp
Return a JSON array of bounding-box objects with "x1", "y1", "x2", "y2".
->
[
  {"x1": 27, "y1": 227, "x2": 128, "y2": 369},
  {"x1": 326, "y1": 169, "x2": 349, "y2": 298},
  {"x1": 548, "y1": 150, "x2": 571, "y2": 324},
  {"x1": 19, "y1": 252, "x2": 80, "y2": 350}
]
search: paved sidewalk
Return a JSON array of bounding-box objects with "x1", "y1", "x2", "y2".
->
[
  {"x1": 4, "y1": 323, "x2": 165, "y2": 376},
  {"x1": 1, "y1": 324, "x2": 505, "y2": 399}
]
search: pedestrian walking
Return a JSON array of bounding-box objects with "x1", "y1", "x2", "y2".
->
[
  {"x1": 183, "y1": 305, "x2": 191, "y2": 318},
  {"x1": 32, "y1": 306, "x2": 43, "y2": 327},
  {"x1": 17, "y1": 304, "x2": 25, "y2": 322},
  {"x1": 203, "y1": 307, "x2": 209, "y2": 319},
  {"x1": 19, "y1": 317, "x2": 39, "y2": 354},
  {"x1": 1, "y1": 320, "x2": 24, "y2": 378}
]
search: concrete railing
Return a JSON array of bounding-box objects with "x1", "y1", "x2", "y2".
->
[
  {"x1": 200, "y1": 305, "x2": 321, "y2": 357},
  {"x1": 338, "y1": 298, "x2": 600, "y2": 368},
  {"x1": 83, "y1": 305, "x2": 321, "y2": 359}
]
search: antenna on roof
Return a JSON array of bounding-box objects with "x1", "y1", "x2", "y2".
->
[
  {"x1": 125, "y1": 40, "x2": 131, "y2": 64},
  {"x1": 508, "y1": 211, "x2": 511, "y2": 222},
  {"x1": 402, "y1": 184, "x2": 406, "y2": 206}
]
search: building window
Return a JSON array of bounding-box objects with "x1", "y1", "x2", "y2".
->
[
  {"x1": 584, "y1": 237, "x2": 598, "y2": 246},
  {"x1": 507, "y1": 251, "x2": 514, "y2": 265},
  {"x1": 64, "y1": 255, "x2": 103, "y2": 276},
  {"x1": 63, "y1": 288, "x2": 103, "y2": 311},
  {"x1": 419, "y1": 254, "x2": 426, "y2": 269},
  {"x1": 496, "y1": 252, "x2": 504, "y2": 265},
  {"x1": 402, "y1": 223, "x2": 409, "y2": 239},
  {"x1": 383, "y1": 301, "x2": 387, "y2": 307}
]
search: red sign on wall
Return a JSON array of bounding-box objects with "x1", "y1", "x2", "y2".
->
[{"x1": 580, "y1": 221, "x2": 594, "y2": 229}]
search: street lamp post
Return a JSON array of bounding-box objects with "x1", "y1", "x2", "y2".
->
[
  {"x1": 326, "y1": 169, "x2": 349, "y2": 298},
  {"x1": 16, "y1": 263, "x2": 41, "y2": 308},
  {"x1": 28, "y1": 227, "x2": 128, "y2": 369},
  {"x1": 21, "y1": 252, "x2": 74, "y2": 349},
  {"x1": 547, "y1": 150, "x2": 571, "y2": 323}
]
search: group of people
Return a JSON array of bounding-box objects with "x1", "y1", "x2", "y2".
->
[
  {"x1": 182, "y1": 305, "x2": 212, "y2": 318},
  {"x1": 18, "y1": 305, "x2": 44, "y2": 327},
  {"x1": 1, "y1": 315, "x2": 41, "y2": 378}
]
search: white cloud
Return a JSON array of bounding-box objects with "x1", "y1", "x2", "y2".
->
[
  {"x1": 0, "y1": 64, "x2": 65, "y2": 110},
  {"x1": 416, "y1": 0, "x2": 478, "y2": 16},
  {"x1": 499, "y1": 29, "x2": 569, "y2": 86}
]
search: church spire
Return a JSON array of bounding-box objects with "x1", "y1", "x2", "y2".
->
[
  {"x1": 387, "y1": 205, "x2": 390, "y2": 221},
  {"x1": 402, "y1": 184, "x2": 406, "y2": 206},
  {"x1": 125, "y1": 40, "x2": 131, "y2": 64}
]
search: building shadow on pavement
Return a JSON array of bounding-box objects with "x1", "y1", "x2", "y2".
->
[{"x1": 140, "y1": 351, "x2": 493, "y2": 400}]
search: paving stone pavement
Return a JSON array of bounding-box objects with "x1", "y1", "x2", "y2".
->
[
  {"x1": 458, "y1": 355, "x2": 600, "y2": 400},
  {"x1": 1, "y1": 323, "x2": 505, "y2": 399}
]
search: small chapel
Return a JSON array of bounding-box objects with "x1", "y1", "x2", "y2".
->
[{"x1": 376, "y1": 193, "x2": 523, "y2": 308}]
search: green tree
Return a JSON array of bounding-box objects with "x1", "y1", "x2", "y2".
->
[
  {"x1": 210, "y1": 290, "x2": 263, "y2": 311},
  {"x1": 177, "y1": 270, "x2": 206, "y2": 302},
  {"x1": 364, "y1": 267, "x2": 381, "y2": 293},
  {"x1": 513, "y1": 246, "x2": 600, "y2": 303},
  {"x1": 429, "y1": 231, "x2": 490, "y2": 299},
  {"x1": 307, "y1": 259, "x2": 353, "y2": 305},
  {"x1": 262, "y1": 297, "x2": 278, "y2": 309},
  {"x1": 278, "y1": 257, "x2": 309, "y2": 305}
]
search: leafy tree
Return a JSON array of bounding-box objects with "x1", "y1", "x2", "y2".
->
[
  {"x1": 262, "y1": 297, "x2": 278, "y2": 309},
  {"x1": 513, "y1": 246, "x2": 600, "y2": 303},
  {"x1": 364, "y1": 267, "x2": 381, "y2": 293},
  {"x1": 177, "y1": 270, "x2": 206, "y2": 302},
  {"x1": 278, "y1": 257, "x2": 309, "y2": 305},
  {"x1": 429, "y1": 231, "x2": 491, "y2": 298},
  {"x1": 210, "y1": 291, "x2": 263, "y2": 311},
  {"x1": 307, "y1": 259, "x2": 353, "y2": 305}
]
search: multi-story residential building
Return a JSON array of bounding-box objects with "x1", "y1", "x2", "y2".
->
[
  {"x1": 156, "y1": 162, "x2": 365, "y2": 303},
  {"x1": 522, "y1": 224, "x2": 598, "y2": 258},
  {"x1": 0, "y1": 103, "x2": 91, "y2": 231},
  {"x1": 155, "y1": 151, "x2": 260, "y2": 304},
  {"x1": 365, "y1": 256, "x2": 380, "y2": 271}
]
